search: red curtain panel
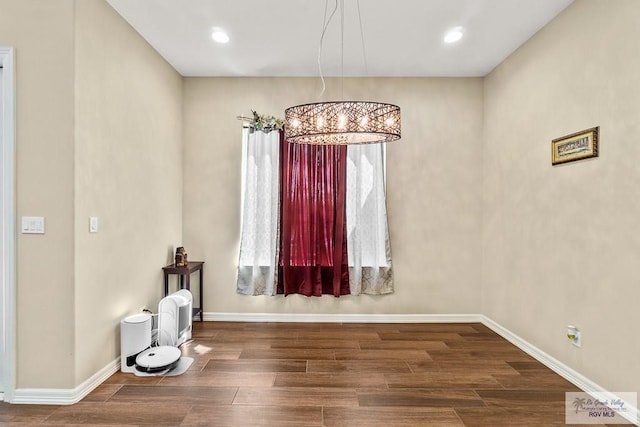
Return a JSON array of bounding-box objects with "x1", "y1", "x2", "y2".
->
[{"x1": 277, "y1": 132, "x2": 350, "y2": 296}]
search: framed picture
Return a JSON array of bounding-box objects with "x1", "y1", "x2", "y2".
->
[{"x1": 552, "y1": 127, "x2": 599, "y2": 165}]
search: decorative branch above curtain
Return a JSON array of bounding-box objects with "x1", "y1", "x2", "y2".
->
[{"x1": 236, "y1": 115, "x2": 394, "y2": 297}]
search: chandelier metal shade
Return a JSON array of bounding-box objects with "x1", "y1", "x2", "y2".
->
[{"x1": 284, "y1": 101, "x2": 401, "y2": 145}]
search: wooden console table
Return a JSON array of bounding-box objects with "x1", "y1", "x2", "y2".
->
[{"x1": 162, "y1": 261, "x2": 204, "y2": 322}]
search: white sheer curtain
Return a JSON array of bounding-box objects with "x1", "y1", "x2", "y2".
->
[
  {"x1": 236, "y1": 128, "x2": 280, "y2": 295},
  {"x1": 346, "y1": 144, "x2": 394, "y2": 295}
]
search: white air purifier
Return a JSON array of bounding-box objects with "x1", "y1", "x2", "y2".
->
[
  {"x1": 120, "y1": 313, "x2": 152, "y2": 373},
  {"x1": 157, "y1": 289, "x2": 193, "y2": 347}
]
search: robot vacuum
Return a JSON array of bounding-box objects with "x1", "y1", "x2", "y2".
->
[{"x1": 135, "y1": 346, "x2": 181, "y2": 373}]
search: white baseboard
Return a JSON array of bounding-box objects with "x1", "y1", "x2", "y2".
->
[
  {"x1": 204, "y1": 312, "x2": 483, "y2": 323},
  {"x1": 11, "y1": 358, "x2": 119, "y2": 405},
  {"x1": 481, "y1": 315, "x2": 638, "y2": 426}
]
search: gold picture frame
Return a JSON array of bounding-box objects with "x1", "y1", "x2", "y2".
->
[{"x1": 552, "y1": 126, "x2": 599, "y2": 165}]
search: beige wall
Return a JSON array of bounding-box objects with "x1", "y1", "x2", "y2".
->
[
  {"x1": 73, "y1": 1, "x2": 183, "y2": 385},
  {"x1": 183, "y1": 77, "x2": 484, "y2": 315},
  {"x1": 0, "y1": 0, "x2": 76, "y2": 389},
  {"x1": 483, "y1": 0, "x2": 640, "y2": 393},
  {"x1": 1, "y1": 0, "x2": 182, "y2": 389}
]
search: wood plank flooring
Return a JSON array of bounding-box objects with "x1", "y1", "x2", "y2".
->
[{"x1": 0, "y1": 322, "x2": 625, "y2": 426}]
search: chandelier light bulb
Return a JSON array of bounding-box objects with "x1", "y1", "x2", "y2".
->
[{"x1": 338, "y1": 114, "x2": 347, "y2": 130}]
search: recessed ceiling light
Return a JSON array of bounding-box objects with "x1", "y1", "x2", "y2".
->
[
  {"x1": 444, "y1": 27, "x2": 464, "y2": 44},
  {"x1": 211, "y1": 28, "x2": 229, "y2": 44}
]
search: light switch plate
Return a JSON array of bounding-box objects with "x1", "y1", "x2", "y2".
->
[
  {"x1": 89, "y1": 217, "x2": 98, "y2": 233},
  {"x1": 21, "y1": 216, "x2": 45, "y2": 234}
]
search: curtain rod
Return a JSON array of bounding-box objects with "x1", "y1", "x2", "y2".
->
[{"x1": 236, "y1": 115, "x2": 253, "y2": 128}]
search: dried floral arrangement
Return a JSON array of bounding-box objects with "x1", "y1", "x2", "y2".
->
[{"x1": 249, "y1": 110, "x2": 284, "y2": 133}]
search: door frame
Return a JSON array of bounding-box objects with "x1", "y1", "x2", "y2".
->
[{"x1": 0, "y1": 46, "x2": 17, "y2": 403}]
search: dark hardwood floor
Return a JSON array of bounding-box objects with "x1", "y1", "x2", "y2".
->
[{"x1": 0, "y1": 322, "x2": 626, "y2": 426}]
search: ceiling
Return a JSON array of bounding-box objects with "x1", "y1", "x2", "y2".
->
[{"x1": 106, "y1": 0, "x2": 573, "y2": 78}]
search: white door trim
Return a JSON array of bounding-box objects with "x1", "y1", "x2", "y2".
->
[{"x1": 0, "y1": 46, "x2": 17, "y2": 403}]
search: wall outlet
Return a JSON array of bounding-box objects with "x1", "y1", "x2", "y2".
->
[{"x1": 567, "y1": 325, "x2": 581, "y2": 347}]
